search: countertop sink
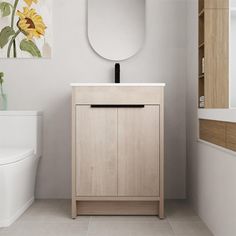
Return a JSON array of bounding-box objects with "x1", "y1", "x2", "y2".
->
[{"x1": 70, "y1": 83, "x2": 166, "y2": 87}]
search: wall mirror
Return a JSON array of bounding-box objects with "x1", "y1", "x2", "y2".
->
[{"x1": 88, "y1": 0, "x2": 146, "y2": 61}]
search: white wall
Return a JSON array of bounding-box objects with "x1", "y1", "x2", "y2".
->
[
  {"x1": 187, "y1": 1, "x2": 236, "y2": 235},
  {"x1": 1, "y1": 0, "x2": 187, "y2": 199}
]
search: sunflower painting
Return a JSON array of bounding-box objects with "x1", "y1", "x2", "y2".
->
[{"x1": 0, "y1": 0, "x2": 52, "y2": 58}]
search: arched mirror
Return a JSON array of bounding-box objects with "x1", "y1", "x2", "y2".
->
[{"x1": 88, "y1": 0, "x2": 146, "y2": 61}]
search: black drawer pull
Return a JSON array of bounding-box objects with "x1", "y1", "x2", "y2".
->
[{"x1": 90, "y1": 105, "x2": 145, "y2": 108}]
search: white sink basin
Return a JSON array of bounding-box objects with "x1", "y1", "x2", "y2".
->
[{"x1": 70, "y1": 83, "x2": 166, "y2": 87}]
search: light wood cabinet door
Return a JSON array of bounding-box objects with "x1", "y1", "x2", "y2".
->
[
  {"x1": 76, "y1": 106, "x2": 118, "y2": 196},
  {"x1": 118, "y1": 106, "x2": 160, "y2": 197}
]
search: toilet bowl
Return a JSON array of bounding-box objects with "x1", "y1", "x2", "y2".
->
[{"x1": 0, "y1": 111, "x2": 42, "y2": 227}]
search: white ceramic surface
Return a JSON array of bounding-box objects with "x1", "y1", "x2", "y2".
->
[
  {"x1": 0, "y1": 111, "x2": 42, "y2": 227},
  {"x1": 70, "y1": 83, "x2": 166, "y2": 87},
  {"x1": 198, "y1": 108, "x2": 236, "y2": 123}
]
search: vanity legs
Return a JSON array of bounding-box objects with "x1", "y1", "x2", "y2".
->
[
  {"x1": 72, "y1": 199, "x2": 77, "y2": 219},
  {"x1": 159, "y1": 200, "x2": 165, "y2": 219}
]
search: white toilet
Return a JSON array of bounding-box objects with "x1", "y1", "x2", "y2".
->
[{"x1": 0, "y1": 111, "x2": 42, "y2": 227}]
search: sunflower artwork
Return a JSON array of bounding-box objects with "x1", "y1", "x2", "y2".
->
[{"x1": 0, "y1": 0, "x2": 52, "y2": 58}]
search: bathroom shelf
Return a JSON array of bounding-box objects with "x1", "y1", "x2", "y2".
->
[
  {"x1": 198, "y1": 1, "x2": 205, "y2": 108},
  {"x1": 199, "y1": 0, "x2": 204, "y2": 13},
  {"x1": 199, "y1": 42, "x2": 204, "y2": 48},
  {"x1": 199, "y1": 9, "x2": 204, "y2": 17},
  {"x1": 198, "y1": 0, "x2": 229, "y2": 108},
  {"x1": 199, "y1": 74, "x2": 204, "y2": 79}
]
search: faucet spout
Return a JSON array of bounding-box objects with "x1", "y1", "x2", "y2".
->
[{"x1": 115, "y1": 63, "x2": 120, "y2": 83}]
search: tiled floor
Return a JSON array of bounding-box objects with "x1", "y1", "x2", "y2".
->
[{"x1": 0, "y1": 200, "x2": 213, "y2": 236}]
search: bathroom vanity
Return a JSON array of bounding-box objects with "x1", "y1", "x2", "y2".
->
[{"x1": 71, "y1": 83, "x2": 165, "y2": 218}]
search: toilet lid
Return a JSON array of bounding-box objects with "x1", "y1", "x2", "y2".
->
[{"x1": 0, "y1": 148, "x2": 34, "y2": 165}]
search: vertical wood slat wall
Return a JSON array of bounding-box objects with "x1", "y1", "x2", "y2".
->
[{"x1": 198, "y1": 0, "x2": 229, "y2": 108}]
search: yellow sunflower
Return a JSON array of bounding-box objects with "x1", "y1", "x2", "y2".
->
[
  {"x1": 17, "y1": 7, "x2": 46, "y2": 40},
  {"x1": 24, "y1": 0, "x2": 38, "y2": 7}
]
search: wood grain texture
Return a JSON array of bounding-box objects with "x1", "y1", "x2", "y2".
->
[
  {"x1": 71, "y1": 89, "x2": 77, "y2": 218},
  {"x1": 77, "y1": 201, "x2": 159, "y2": 215},
  {"x1": 76, "y1": 106, "x2": 118, "y2": 196},
  {"x1": 118, "y1": 106, "x2": 160, "y2": 197},
  {"x1": 199, "y1": 14, "x2": 204, "y2": 46},
  {"x1": 226, "y1": 123, "x2": 236, "y2": 152},
  {"x1": 199, "y1": 0, "x2": 204, "y2": 12},
  {"x1": 74, "y1": 86, "x2": 163, "y2": 105},
  {"x1": 205, "y1": 0, "x2": 229, "y2": 9},
  {"x1": 199, "y1": 119, "x2": 236, "y2": 153},
  {"x1": 76, "y1": 196, "x2": 160, "y2": 201},
  {"x1": 159, "y1": 91, "x2": 165, "y2": 219},
  {"x1": 199, "y1": 119, "x2": 226, "y2": 147},
  {"x1": 204, "y1": 9, "x2": 229, "y2": 108}
]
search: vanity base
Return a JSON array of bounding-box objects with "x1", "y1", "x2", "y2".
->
[
  {"x1": 71, "y1": 85, "x2": 165, "y2": 220},
  {"x1": 73, "y1": 200, "x2": 164, "y2": 218}
]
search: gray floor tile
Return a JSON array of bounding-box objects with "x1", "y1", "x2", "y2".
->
[
  {"x1": 18, "y1": 200, "x2": 90, "y2": 224},
  {"x1": 166, "y1": 200, "x2": 201, "y2": 222},
  {"x1": 170, "y1": 221, "x2": 213, "y2": 236},
  {"x1": 0, "y1": 222, "x2": 89, "y2": 236},
  {"x1": 88, "y1": 216, "x2": 175, "y2": 236},
  {"x1": 91, "y1": 215, "x2": 168, "y2": 223},
  {"x1": 0, "y1": 200, "x2": 214, "y2": 236}
]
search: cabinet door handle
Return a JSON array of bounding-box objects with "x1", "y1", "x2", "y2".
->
[{"x1": 90, "y1": 105, "x2": 145, "y2": 108}]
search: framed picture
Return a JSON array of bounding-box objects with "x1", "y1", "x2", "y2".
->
[{"x1": 0, "y1": 0, "x2": 52, "y2": 58}]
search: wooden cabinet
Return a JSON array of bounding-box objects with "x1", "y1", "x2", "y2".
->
[
  {"x1": 198, "y1": 0, "x2": 229, "y2": 108},
  {"x1": 71, "y1": 84, "x2": 165, "y2": 218}
]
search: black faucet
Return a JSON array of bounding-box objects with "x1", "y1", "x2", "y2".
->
[{"x1": 115, "y1": 63, "x2": 120, "y2": 83}]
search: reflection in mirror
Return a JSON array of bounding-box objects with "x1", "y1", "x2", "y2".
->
[
  {"x1": 231, "y1": 0, "x2": 236, "y2": 107},
  {"x1": 88, "y1": 0, "x2": 146, "y2": 61}
]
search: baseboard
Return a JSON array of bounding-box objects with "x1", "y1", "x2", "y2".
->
[{"x1": 0, "y1": 197, "x2": 34, "y2": 228}]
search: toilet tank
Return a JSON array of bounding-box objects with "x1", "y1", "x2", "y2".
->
[{"x1": 0, "y1": 111, "x2": 43, "y2": 158}]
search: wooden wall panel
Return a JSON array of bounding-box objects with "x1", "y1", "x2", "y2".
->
[
  {"x1": 204, "y1": 9, "x2": 229, "y2": 108},
  {"x1": 200, "y1": 119, "x2": 236, "y2": 152},
  {"x1": 205, "y1": 0, "x2": 229, "y2": 9},
  {"x1": 226, "y1": 123, "x2": 236, "y2": 152},
  {"x1": 199, "y1": 119, "x2": 226, "y2": 147}
]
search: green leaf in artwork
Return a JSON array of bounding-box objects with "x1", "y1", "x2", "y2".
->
[
  {"x1": 20, "y1": 39, "x2": 42, "y2": 58},
  {"x1": 0, "y1": 26, "x2": 15, "y2": 48},
  {"x1": 0, "y1": 2, "x2": 12, "y2": 17}
]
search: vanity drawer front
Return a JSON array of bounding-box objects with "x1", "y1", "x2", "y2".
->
[{"x1": 73, "y1": 86, "x2": 164, "y2": 105}]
